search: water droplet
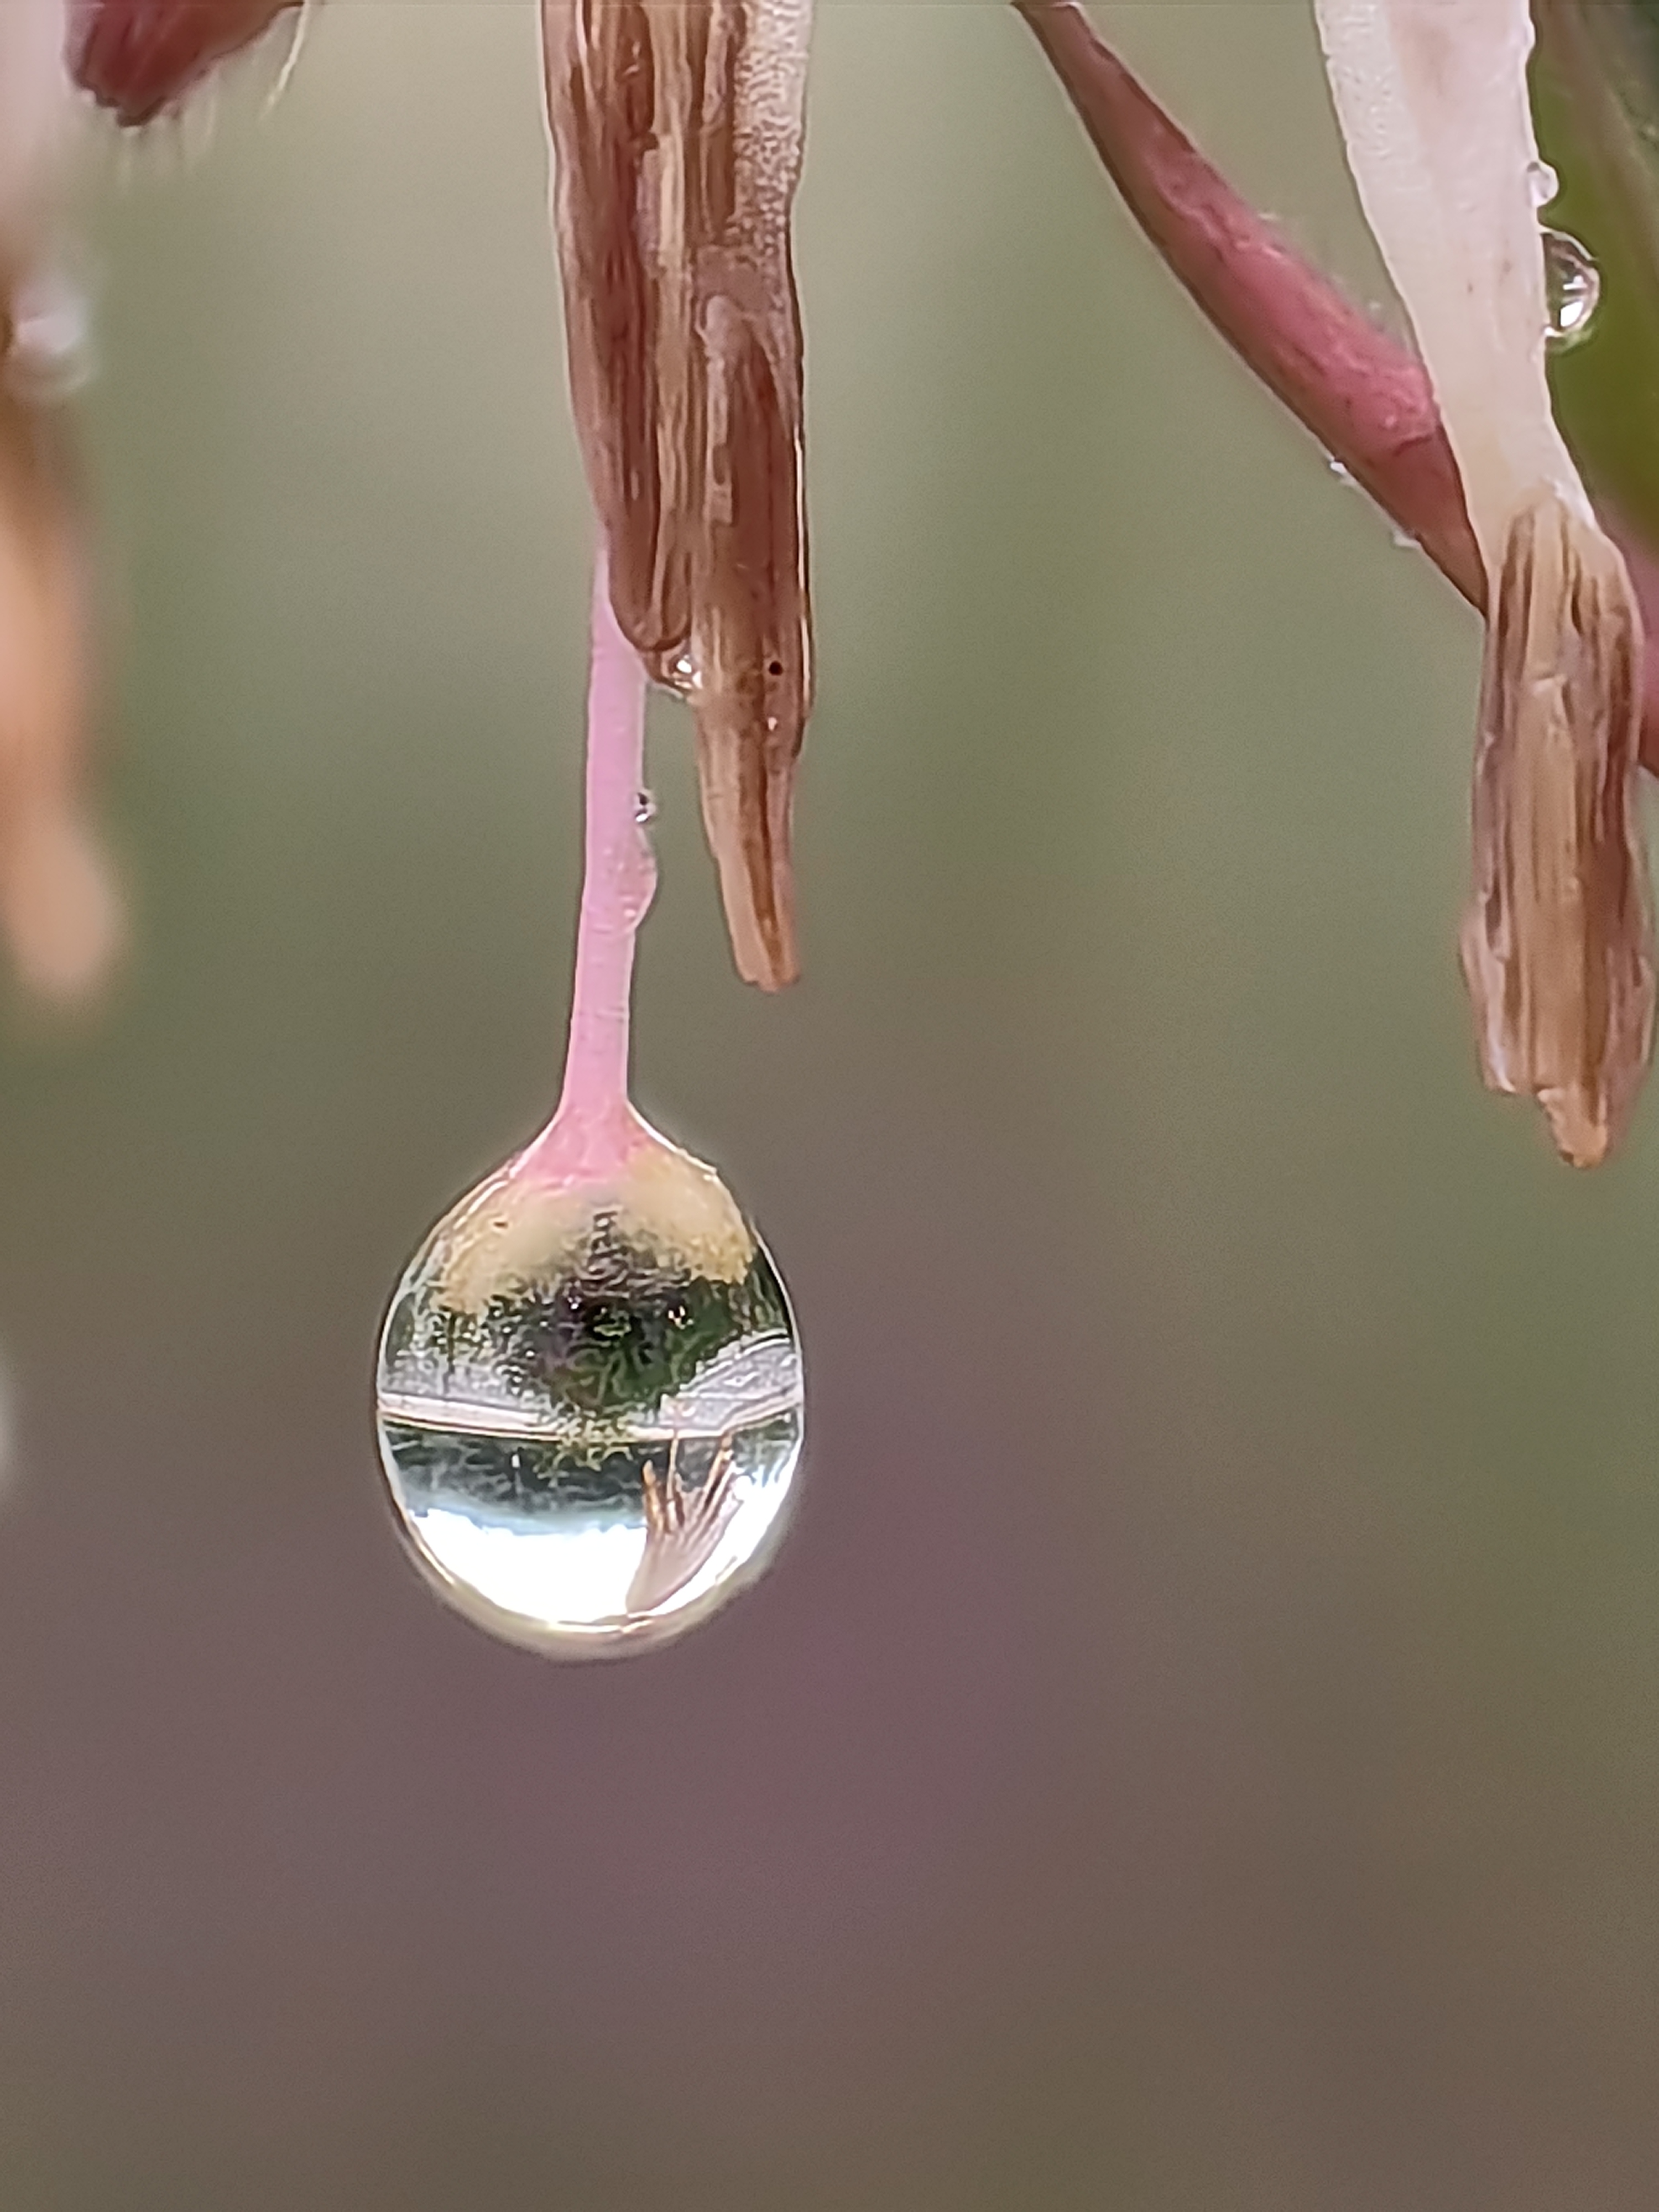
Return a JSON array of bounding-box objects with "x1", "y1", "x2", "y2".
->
[
  {"x1": 1542, "y1": 228, "x2": 1601, "y2": 348},
  {"x1": 634, "y1": 788, "x2": 656, "y2": 825},
  {"x1": 1328, "y1": 457, "x2": 1358, "y2": 489},
  {"x1": 1390, "y1": 525, "x2": 1417, "y2": 550},
  {"x1": 5, "y1": 268, "x2": 93, "y2": 406},
  {"x1": 651, "y1": 649, "x2": 698, "y2": 697},
  {"x1": 1527, "y1": 160, "x2": 1559, "y2": 211},
  {"x1": 376, "y1": 1126, "x2": 802, "y2": 1656}
]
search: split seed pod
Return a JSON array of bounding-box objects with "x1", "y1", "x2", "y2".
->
[
  {"x1": 542, "y1": 0, "x2": 813, "y2": 989},
  {"x1": 1316, "y1": 0, "x2": 1654, "y2": 1163}
]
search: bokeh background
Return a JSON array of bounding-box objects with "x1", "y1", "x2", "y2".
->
[{"x1": 1, "y1": 3, "x2": 1656, "y2": 2204}]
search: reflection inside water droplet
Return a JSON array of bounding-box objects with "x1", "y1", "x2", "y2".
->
[
  {"x1": 634, "y1": 787, "x2": 656, "y2": 824},
  {"x1": 376, "y1": 1123, "x2": 802, "y2": 1656},
  {"x1": 1542, "y1": 227, "x2": 1600, "y2": 348},
  {"x1": 648, "y1": 648, "x2": 699, "y2": 697}
]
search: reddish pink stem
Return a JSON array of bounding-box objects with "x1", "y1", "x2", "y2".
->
[
  {"x1": 526, "y1": 549, "x2": 656, "y2": 1185},
  {"x1": 1016, "y1": 1, "x2": 1484, "y2": 602}
]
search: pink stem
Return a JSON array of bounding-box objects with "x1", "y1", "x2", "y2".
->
[{"x1": 530, "y1": 547, "x2": 656, "y2": 1182}]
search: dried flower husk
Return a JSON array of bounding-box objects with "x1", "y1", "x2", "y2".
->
[
  {"x1": 542, "y1": 0, "x2": 812, "y2": 989},
  {"x1": 1461, "y1": 490, "x2": 1652, "y2": 1164},
  {"x1": 1315, "y1": 0, "x2": 1656, "y2": 1161}
]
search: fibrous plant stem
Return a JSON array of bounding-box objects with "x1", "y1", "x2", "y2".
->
[{"x1": 535, "y1": 547, "x2": 656, "y2": 1188}]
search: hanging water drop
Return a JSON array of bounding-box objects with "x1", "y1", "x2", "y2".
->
[
  {"x1": 376, "y1": 1123, "x2": 802, "y2": 1656},
  {"x1": 1542, "y1": 227, "x2": 1600, "y2": 348},
  {"x1": 634, "y1": 787, "x2": 656, "y2": 824},
  {"x1": 4, "y1": 266, "x2": 92, "y2": 405},
  {"x1": 375, "y1": 559, "x2": 803, "y2": 1656},
  {"x1": 649, "y1": 648, "x2": 698, "y2": 698},
  {"x1": 1527, "y1": 160, "x2": 1558, "y2": 211}
]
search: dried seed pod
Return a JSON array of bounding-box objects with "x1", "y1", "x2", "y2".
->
[
  {"x1": 1317, "y1": 0, "x2": 1655, "y2": 1160},
  {"x1": 542, "y1": 0, "x2": 812, "y2": 989},
  {"x1": 1462, "y1": 492, "x2": 1652, "y2": 1164}
]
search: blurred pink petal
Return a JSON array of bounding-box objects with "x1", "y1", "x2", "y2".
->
[
  {"x1": 0, "y1": 393, "x2": 122, "y2": 1003},
  {"x1": 0, "y1": 0, "x2": 122, "y2": 1003},
  {"x1": 71, "y1": 0, "x2": 299, "y2": 126}
]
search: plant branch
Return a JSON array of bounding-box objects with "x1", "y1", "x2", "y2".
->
[{"x1": 1014, "y1": 0, "x2": 1659, "y2": 772}]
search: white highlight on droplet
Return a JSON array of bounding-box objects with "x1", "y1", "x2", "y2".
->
[{"x1": 1541, "y1": 227, "x2": 1601, "y2": 348}]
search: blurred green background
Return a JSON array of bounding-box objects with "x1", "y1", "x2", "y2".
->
[{"x1": 0, "y1": 3, "x2": 1656, "y2": 2205}]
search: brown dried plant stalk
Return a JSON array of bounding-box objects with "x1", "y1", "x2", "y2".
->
[
  {"x1": 1463, "y1": 492, "x2": 1653, "y2": 1164},
  {"x1": 542, "y1": 0, "x2": 812, "y2": 990}
]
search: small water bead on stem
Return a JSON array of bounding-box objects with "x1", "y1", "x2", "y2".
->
[
  {"x1": 1314, "y1": 0, "x2": 1654, "y2": 1165},
  {"x1": 375, "y1": 555, "x2": 803, "y2": 1657},
  {"x1": 1542, "y1": 228, "x2": 1601, "y2": 348}
]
